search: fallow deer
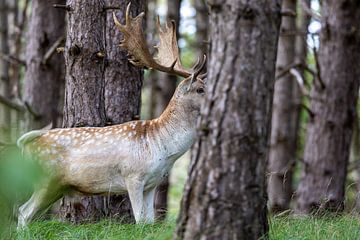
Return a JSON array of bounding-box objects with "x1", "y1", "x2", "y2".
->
[{"x1": 17, "y1": 3, "x2": 206, "y2": 228}]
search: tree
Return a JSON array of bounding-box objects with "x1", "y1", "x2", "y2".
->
[
  {"x1": 296, "y1": 0, "x2": 360, "y2": 213},
  {"x1": 59, "y1": 0, "x2": 107, "y2": 223},
  {"x1": 0, "y1": 0, "x2": 11, "y2": 142},
  {"x1": 104, "y1": 0, "x2": 144, "y2": 221},
  {"x1": 267, "y1": 0, "x2": 297, "y2": 212},
  {"x1": 23, "y1": 0, "x2": 65, "y2": 130},
  {"x1": 154, "y1": 0, "x2": 182, "y2": 220},
  {"x1": 175, "y1": 1, "x2": 282, "y2": 239},
  {"x1": 194, "y1": 0, "x2": 209, "y2": 55}
]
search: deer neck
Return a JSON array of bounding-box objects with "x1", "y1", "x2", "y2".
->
[{"x1": 154, "y1": 97, "x2": 199, "y2": 157}]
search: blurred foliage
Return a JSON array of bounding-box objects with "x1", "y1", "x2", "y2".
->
[{"x1": 0, "y1": 143, "x2": 43, "y2": 239}]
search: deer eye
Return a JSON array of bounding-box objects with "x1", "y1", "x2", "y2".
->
[{"x1": 196, "y1": 88, "x2": 205, "y2": 94}]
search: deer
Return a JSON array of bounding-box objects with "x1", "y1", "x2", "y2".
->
[{"x1": 17, "y1": 3, "x2": 206, "y2": 228}]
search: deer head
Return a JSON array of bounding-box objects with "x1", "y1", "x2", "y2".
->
[{"x1": 113, "y1": 3, "x2": 207, "y2": 116}]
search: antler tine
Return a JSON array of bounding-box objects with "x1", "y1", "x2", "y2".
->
[
  {"x1": 193, "y1": 54, "x2": 207, "y2": 77},
  {"x1": 188, "y1": 55, "x2": 207, "y2": 90},
  {"x1": 113, "y1": 3, "x2": 192, "y2": 78},
  {"x1": 125, "y1": 2, "x2": 131, "y2": 26}
]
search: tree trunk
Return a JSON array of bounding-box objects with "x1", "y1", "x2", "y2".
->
[
  {"x1": 175, "y1": 1, "x2": 281, "y2": 239},
  {"x1": 154, "y1": 0, "x2": 182, "y2": 221},
  {"x1": 104, "y1": 0, "x2": 144, "y2": 222},
  {"x1": 352, "y1": 112, "x2": 360, "y2": 211},
  {"x1": 0, "y1": 0, "x2": 11, "y2": 141},
  {"x1": 23, "y1": 0, "x2": 65, "y2": 130},
  {"x1": 296, "y1": 0, "x2": 360, "y2": 214},
  {"x1": 194, "y1": 0, "x2": 209, "y2": 55},
  {"x1": 59, "y1": 0, "x2": 107, "y2": 223},
  {"x1": 267, "y1": 0, "x2": 296, "y2": 213}
]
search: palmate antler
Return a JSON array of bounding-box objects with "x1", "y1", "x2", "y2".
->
[{"x1": 113, "y1": 3, "x2": 206, "y2": 79}]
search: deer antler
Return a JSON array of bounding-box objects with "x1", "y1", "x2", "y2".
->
[{"x1": 113, "y1": 3, "x2": 202, "y2": 78}]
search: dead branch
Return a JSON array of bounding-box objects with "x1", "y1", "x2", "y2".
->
[
  {"x1": 276, "y1": 62, "x2": 302, "y2": 80},
  {"x1": 301, "y1": 0, "x2": 321, "y2": 21},
  {"x1": 103, "y1": 6, "x2": 122, "y2": 10},
  {"x1": 281, "y1": 9, "x2": 296, "y2": 17},
  {"x1": 311, "y1": 34, "x2": 325, "y2": 90},
  {"x1": 290, "y1": 68, "x2": 309, "y2": 96},
  {"x1": 0, "y1": 52, "x2": 26, "y2": 67},
  {"x1": 280, "y1": 30, "x2": 308, "y2": 37},
  {"x1": 53, "y1": 4, "x2": 72, "y2": 11},
  {"x1": 24, "y1": 102, "x2": 42, "y2": 120},
  {"x1": 301, "y1": 103, "x2": 315, "y2": 119},
  {"x1": 42, "y1": 36, "x2": 65, "y2": 65},
  {"x1": 0, "y1": 95, "x2": 25, "y2": 112}
]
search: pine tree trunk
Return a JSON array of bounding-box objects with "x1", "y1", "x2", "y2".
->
[
  {"x1": 104, "y1": 0, "x2": 144, "y2": 222},
  {"x1": 23, "y1": 0, "x2": 65, "y2": 130},
  {"x1": 267, "y1": 0, "x2": 296, "y2": 213},
  {"x1": 175, "y1": 1, "x2": 281, "y2": 239},
  {"x1": 154, "y1": 0, "x2": 181, "y2": 221},
  {"x1": 59, "y1": 0, "x2": 107, "y2": 223},
  {"x1": 194, "y1": 0, "x2": 209, "y2": 55},
  {"x1": 0, "y1": 0, "x2": 11, "y2": 141},
  {"x1": 296, "y1": 0, "x2": 360, "y2": 214}
]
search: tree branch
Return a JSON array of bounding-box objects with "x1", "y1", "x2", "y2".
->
[
  {"x1": 290, "y1": 68, "x2": 309, "y2": 96},
  {"x1": 103, "y1": 6, "x2": 122, "y2": 10},
  {"x1": 301, "y1": 0, "x2": 321, "y2": 21},
  {"x1": 311, "y1": 34, "x2": 325, "y2": 90},
  {"x1": 0, "y1": 95, "x2": 25, "y2": 112},
  {"x1": 53, "y1": 4, "x2": 72, "y2": 11},
  {"x1": 0, "y1": 52, "x2": 26, "y2": 67},
  {"x1": 42, "y1": 36, "x2": 65, "y2": 65},
  {"x1": 281, "y1": 9, "x2": 296, "y2": 17},
  {"x1": 24, "y1": 101, "x2": 42, "y2": 120}
]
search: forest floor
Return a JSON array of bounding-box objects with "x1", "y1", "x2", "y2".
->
[
  {"x1": 12, "y1": 215, "x2": 360, "y2": 240},
  {"x1": 6, "y1": 153, "x2": 360, "y2": 239}
]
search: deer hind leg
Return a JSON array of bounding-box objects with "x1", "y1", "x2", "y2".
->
[
  {"x1": 17, "y1": 182, "x2": 63, "y2": 229},
  {"x1": 143, "y1": 188, "x2": 155, "y2": 223},
  {"x1": 126, "y1": 179, "x2": 145, "y2": 223}
]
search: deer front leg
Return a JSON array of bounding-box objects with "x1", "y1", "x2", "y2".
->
[
  {"x1": 126, "y1": 179, "x2": 145, "y2": 223},
  {"x1": 143, "y1": 188, "x2": 155, "y2": 223}
]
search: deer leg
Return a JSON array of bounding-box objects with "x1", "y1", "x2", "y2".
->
[
  {"x1": 18, "y1": 183, "x2": 63, "y2": 229},
  {"x1": 126, "y1": 179, "x2": 145, "y2": 223},
  {"x1": 143, "y1": 188, "x2": 155, "y2": 223}
]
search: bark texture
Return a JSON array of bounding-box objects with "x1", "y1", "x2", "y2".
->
[
  {"x1": 23, "y1": 0, "x2": 65, "y2": 130},
  {"x1": 104, "y1": 0, "x2": 144, "y2": 222},
  {"x1": 60, "y1": 0, "x2": 107, "y2": 222},
  {"x1": 0, "y1": 0, "x2": 10, "y2": 141},
  {"x1": 154, "y1": 0, "x2": 182, "y2": 220},
  {"x1": 175, "y1": 1, "x2": 281, "y2": 239},
  {"x1": 194, "y1": 0, "x2": 209, "y2": 55},
  {"x1": 267, "y1": 0, "x2": 296, "y2": 213},
  {"x1": 296, "y1": 0, "x2": 360, "y2": 213}
]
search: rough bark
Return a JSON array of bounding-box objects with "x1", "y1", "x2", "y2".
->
[
  {"x1": 59, "y1": 0, "x2": 107, "y2": 223},
  {"x1": 23, "y1": 0, "x2": 65, "y2": 130},
  {"x1": 0, "y1": 0, "x2": 11, "y2": 141},
  {"x1": 104, "y1": 0, "x2": 144, "y2": 222},
  {"x1": 352, "y1": 112, "x2": 360, "y2": 211},
  {"x1": 267, "y1": 0, "x2": 296, "y2": 213},
  {"x1": 175, "y1": 1, "x2": 282, "y2": 239},
  {"x1": 154, "y1": 0, "x2": 182, "y2": 221},
  {"x1": 194, "y1": 0, "x2": 209, "y2": 55},
  {"x1": 296, "y1": 0, "x2": 360, "y2": 214}
]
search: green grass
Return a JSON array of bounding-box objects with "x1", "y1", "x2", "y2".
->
[
  {"x1": 4, "y1": 149, "x2": 360, "y2": 240},
  {"x1": 270, "y1": 215, "x2": 360, "y2": 240},
  {"x1": 15, "y1": 220, "x2": 175, "y2": 240},
  {"x1": 11, "y1": 214, "x2": 360, "y2": 240}
]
